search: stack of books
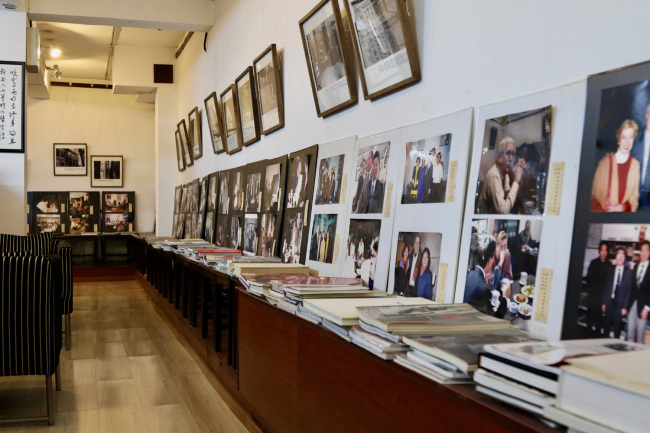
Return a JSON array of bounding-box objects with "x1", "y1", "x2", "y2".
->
[
  {"x1": 397, "y1": 331, "x2": 532, "y2": 385},
  {"x1": 545, "y1": 349, "x2": 650, "y2": 433},
  {"x1": 476, "y1": 339, "x2": 648, "y2": 417},
  {"x1": 349, "y1": 326, "x2": 410, "y2": 360},
  {"x1": 231, "y1": 262, "x2": 310, "y2": 279}
]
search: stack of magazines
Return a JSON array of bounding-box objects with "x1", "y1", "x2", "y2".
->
[{"x1": 476, "y1": 338, "x2": 648, "y2": 417}]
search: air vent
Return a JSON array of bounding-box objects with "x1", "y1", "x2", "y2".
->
[{"x1": 2, "y1": 2, "x2": 18, "y2": 10}]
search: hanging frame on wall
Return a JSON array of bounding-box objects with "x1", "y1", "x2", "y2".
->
[
  {"x1": 342, "y1": 0, "x2": 421, "y2": 100},
  {"x1": 188, "y1": 106, "x2": 203, "y2": 160},
  {"x1": 254, "y1": 44, "x2": 285, "y2": 135},
  {"x1": 175, "y1": 128, "x2": 186, "y2": 172},
  {"x1": 235, "y1": 66, "x2": 261, "y2": 147},
  {"x1": 299, "y1": 0, "x2": 358, "y2": 118},
  {"x1": 177, "y1": 119, "x2": 194, "y2": 167},
  {"x1": 91, "y1": 155, "x2": 123, "y2": 188},
  {"x1": 221, "y1": 84, "x2": 243, "y2": 154},
  {"x1": 204, "y1": 92, "x2": 227, "y2": 154},
  {"x1": 53, "y1": 143, "x2": 87, "y2": 176},
  {"x1": 0, "y1": 61, "x2": 25, "y2": 153}
]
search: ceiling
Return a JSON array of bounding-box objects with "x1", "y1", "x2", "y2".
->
[{"x1": 34, "y1": 21, "x2": 186, "y2": 81}]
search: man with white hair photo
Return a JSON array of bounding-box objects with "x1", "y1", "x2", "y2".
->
[{"x1": 478, "y1": 136, "x2": 525, "y2": 214}]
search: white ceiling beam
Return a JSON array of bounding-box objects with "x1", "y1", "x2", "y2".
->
[{"x1": 28, "y1": 0, "x2": 215, "y2": 32}]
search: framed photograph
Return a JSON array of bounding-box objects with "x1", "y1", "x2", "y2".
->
[
  {"x1": 188, "y1": 107, "x2": 203, "y2": 160},
  {"x1": 104, "y1": 193, "x2": 131, "y2": 213},
  {"x1": 215, "y1": 214, "x2": 230, "y2": 247},
  {"x1": 236, "y1": 67, "x2": 261, "y2": 146},
  {"x1": 103, "y1": 212, "x2": 130, "y2": 233},
  {"x1": 0, "y1": 61, "x2": 25, "y2": 153},
  {"x1": 280, "y1": 212, "x2": 305, "y2": 264},
  {"x1": 221, "y1": 85, "x2": 243, "y2": 154},
  {"x1": 286, "y1": 145, "x2": 319, "y2": 211},
  {"x1": 199, "y1": 176, "x2": 209, "y2": 213},
  {"x1": 243, "y1": 214, "x2": 259, "y2": 254},
  {"x1": 341, "y1": 218, "x2": 382, "y2": 287},
  {"x1": 91, "y1": 155, "x2": 123, "y2": 187},
  {"x1": 474, "y1": 106, "x2": 553, "y2": 215},
  {"x1": 230, "y1": 215, "x2": 241, "y2": 249},
  {"x1": 36, "y1": 214, "x2": 62, "y2": 234},
  {"x1": 175, "y1": 129, "x2": 186, "y2": 172},
  {"x1": 178, "y1": 119, "x2": 194, "y2": 166},
  {"x1": 230, "y1": 170, "x2": 244, "y2": 213},
  {"x1": 254, "y1": 44, "x2": 285, "y2": 135},
  {"x1": 343, "y1": 0, "x2": 421, "y2": 100},
  {"x1": 53, "y1": 143, "x2": 87, "y2": 176},
  {"x1": 299, "y1": 0, "x2": 358, "y2": 118},
  {"x1": 207, "y1": 172, "x2": 218, "y2": 211},
  {"x1": 174, "y1": 185, "x2": 183, "y2": 214},
  {"x1": 204, "y1": 92, "x2": 226, "y2": 154},
  {"x1": 69, "y1": 191, "x2": 99, "y2": 234}
]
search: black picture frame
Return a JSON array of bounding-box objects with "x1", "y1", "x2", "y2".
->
[
  {"x1": 235, "y1": 66, "x2": 261, "y2": 147},
  {"x1": 253, "y1": 44, "x2": 285, "y2": 135},
  {"x1": 221, "y1": 84, "x2": 243, "y2": 154},
  {"x1": 188, "y1": 106, "x2": 203, "y2": 160},
  {"x1": 204, "y1": 92, "x2": 227, "y2": 154},
  {"x1": 91, "y1": 155, "x2": 123, "y2": 188},
  {"x1": 0, "y1": 61, "x2": 25, "y2": 153},
  {"x1": 53, "y1": 143, "x2": 87, "y2": 176}
]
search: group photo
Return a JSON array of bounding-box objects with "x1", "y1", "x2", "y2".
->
[
  {"x1": 287, "y1": 155, "x2": 309, "y2": 209},
  {"x1": 281, "y1": 213, "x2": 304, "y2": 263},
  {"x1": 401, "y1": 134, "x2": 451, "y2": 204},
  {"x1": 392, "y1": 231, "x2": 442, "y2": 301},
  {"x1": 342, "y1": 219, "x2": 381, "y2": 287},
  {"x1": 257, "y1": 213, "x2": 277, "y2": 257},
  {"x1": 315, "y1": 154, "x2": 345, "y2": 205},
  {"x1": 309, "y1": 214, "x2": 337, "y2": 263},
  {"x1": 590, "y1": 80, "x2": 650, "y2": 212},
  {"x1": 579, "y1": 223, "x2": 650, "y2": 345},
  {"x1": 464, "y1": 218, "x2": 542, "y2": 331},
  {"x1": 475, "y1": 106, "x2": 553, "y2": 215},
  {"x1": 352, "y1": 142, "x2": 390, "y2": 214}
]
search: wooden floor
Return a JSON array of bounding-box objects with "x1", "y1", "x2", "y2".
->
[{"x1": 0, "y1": 280, "x2": 257, "y2": 433}]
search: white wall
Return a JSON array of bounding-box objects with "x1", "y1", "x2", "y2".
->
[
  {"x1": 26, "y1": 86, "x2": 156, "y2": 232},
  {"x1": 171, "y1": 0, "x2": 650, "y2": 199},
  {"x1": 0, "y1": 10, "x2": 27, "y2": 235}
]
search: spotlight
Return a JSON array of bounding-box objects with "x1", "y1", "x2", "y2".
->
[{"x1": 50, "y1": 48, "x2": 61, "y2": 57}]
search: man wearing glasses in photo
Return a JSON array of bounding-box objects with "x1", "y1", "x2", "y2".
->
[{"x1": 479, "y1": 136, "x2": 525, "y2": 214}]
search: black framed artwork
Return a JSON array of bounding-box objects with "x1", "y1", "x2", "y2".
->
[
  {"x1": 91, "y1": 155, "x2": 123, "y2": 187},
  {"x1": 0, "y1": 61, "x2": 25, "y2": 153},
  {"x1": 254, "y1": 44, "x2": 285, "y2": 135},
  {"x1": 53, "y1": 143, "x2": 87, "y2": 176}
]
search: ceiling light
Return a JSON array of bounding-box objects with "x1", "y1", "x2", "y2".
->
[{"x1": 50, "y1": 48, "x2": 61, "y2": 57}]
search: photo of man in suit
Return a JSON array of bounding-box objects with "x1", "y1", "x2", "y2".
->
[
  {"x1": 353, "y1": 151, "x2": 373, "y2": 213},
  {"x1": 627, "y1": 241, "x2": 650, "y2": 343},
  {"x1": 364, "y1": 151, "x2": 385, "y2": 213},
  {"x1": 631, "y1": 104, "x2": 650, "y2": 211},
  {"x1": 407, "y1": 235, "x2": 422, "y2": 297},
  {"x1": 584, "y1": 241, "x2": 612, "y2": 335},
  {"x1": 602, "y1": 247, "x2": 632, "y2": 338}
]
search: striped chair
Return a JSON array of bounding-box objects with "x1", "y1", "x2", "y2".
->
[
  {"x1": 0, "y1": 233, "x2": 73, "y2": 350},
  {"x1": 0, "y1": 255, "x2": 62, "y2": 426}
]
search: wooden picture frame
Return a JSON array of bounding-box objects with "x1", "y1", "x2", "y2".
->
[
  {"x1": 221, "y1": 85, "x2": 243, "y2": 155},
  {"x1": 254, "y1": 44, "x2": 285, "y2": 135},
  {"x1": 175, "y1": 128, "x2": 186, "y2": 172},
  {"x1": 235, "y1": 66, "x2": 261, "y2": 146},
  {"x1": 343, "y1": 0, "x2": 421, "y2": 100},
  {"x1": 188, "y1": 107, "x2": 203, "y2": 160},
  {"x1": 91, "y1": 155, "x2": 123, "y2": 187},
  {"x1": 177, "y1": 119, "x2": 194, "y2": 167},
  {"x1": 204, "y1": 92, "x2": 227, "y2": 154},
  {"x1": 299, "y1": 0, "x2": 358, "y2": 118},
  {"x1": 53, "y1": 143, "x2": 87, "y2": 176},
  {"x1": 0, "y1": 61, "x2": 25, "y2": 153}
]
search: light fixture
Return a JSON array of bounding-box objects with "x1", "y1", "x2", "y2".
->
[
  {"x1": 50, "y1": 48, "x2": 61, "y2": 57},
  {"x1": 46, "y1": 64, "x2": 62, "y2": 79}
]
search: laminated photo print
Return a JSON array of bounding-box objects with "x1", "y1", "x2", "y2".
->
[
  {"x1": 463, "y1": 218, "x2": 543, "y2": 333},
  {"x1": 315, "y1": 154, "x2": 345, "y2": 205},
  {"x1": 351, "y1": 141, "x2": 390, "y2": 214},
  {"x1": 474, "y1": 106, "x2": 552, "y2": 215},
  {"x1": 281, "y1": 213, "x2": 304, "y2": 263},
  {"x1": 401, "y1": 134, "x2": 451, "y2": 204},
  {"x1": 257, "y1": 213, "x2": 278, "y2": 257},
  {"x1": 392, "y1": 232, "x2": 442, "y2": 301},
  {"x1": 309, "y1": 214, "x2": 337, "y2": 263},
  {"x1": 342, "y1": 219, "x2": 381, "y2": 287}
]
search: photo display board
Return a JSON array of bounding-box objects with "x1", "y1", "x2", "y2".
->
[
  {"x1": 68, "y1": 191, "x2": 100, "y2": 234},
  {"x1": 204, "y1": 172, "x2": 218, "y2": 243},
  {"x1": 258, "y1": 155, "x2": 288, "y2": 257},
  {"x1": 241, "y1": 161, "x2": 267, "y2": 254},
  {"x1": 306, "y1": 136, "x2": 357, "y2": 275},
  {"x1": 229, "y1": 168, "x2": 246, "y2": 249},
  {"x1": 214, "y1": 170, "x2": 231, "y2": 247},
  {"x1": 102, "y1": 191, "x2": 136, "y2": 233},
  {"x1": 172, "y1": 185, "x2": 183, "y2": 238},
  {"x1": 28, "y1": 191, "x2": 69, "y2": 235},
  {"x1": 456, "y1": 81, "x2": 587, "y2": 340},
  {"x1": 388, "y1": 108, "x2": 473, "y2": 303},
  {"x1": 563, "y1": 60, "x2": 650, "y2": 347},
  {"x1": 339, "y1": 128, "x2": 401, "y2": 291},
  {"x1": 280, "y1": 145, "x2": 318, "y2": 264}
]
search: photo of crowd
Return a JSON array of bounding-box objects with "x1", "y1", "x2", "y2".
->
[
  {"x1": 590, "y1": 80, "x2": 650, "y2": 213},
  {"x1": 392, "y1": 232, "x2": 442, "y2": 301},
  {"x1": 579, "y1": 224, "x2": 650, "y2": 345},
  {"x1": 401, "y1": 134, "x2": 451, "y2": 204},
  {"x1": 342, "y1": 219, "x2": 381, "y2": 288},
  {"x1": 464, "y1": 218, "x2": 542, "y2": 332},
  {"x1": 352, "y1": 142, "x2": 390, "y2": 214},
  {"x1": 104, "y1": 213, "x2": 129, "y2": 233},
  {"x1": 475, "y1": 106, "x2": 552, "y2": 215},
  {"x1": 105, "y1": 194, "x2": 129, "y2": 213},
  {"x1": 315, "y1": 154, "x2": 345, "y2": 205},
  {"x1": 309, "y1": 214, "x2": 337, "y2": 263},
  {"x1": 37, "y1": 214, "x2": 61, "y2": 233}
]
